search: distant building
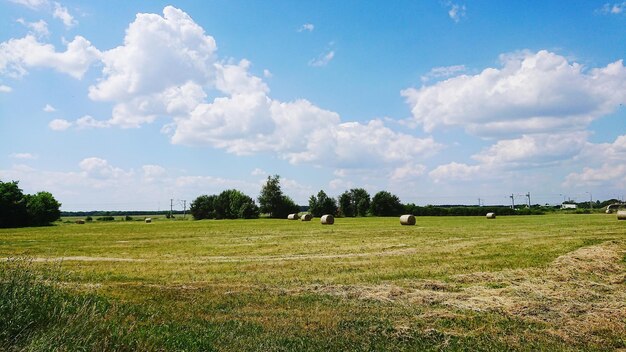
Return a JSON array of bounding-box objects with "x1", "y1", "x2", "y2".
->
[{"x1": 561, "y1": 203, "x2": 577, "y2": 209}]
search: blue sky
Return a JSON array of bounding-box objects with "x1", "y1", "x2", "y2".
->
[{"x1": 1, "y1": 0, "x2": 625, "y2": 211}]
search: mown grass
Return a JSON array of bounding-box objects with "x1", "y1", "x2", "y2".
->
[{"x1": 0, "y1": 214, "x2": 624, "y2": 350}]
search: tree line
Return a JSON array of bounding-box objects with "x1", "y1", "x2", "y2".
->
[{"x1": 0, "y1": 181, "x2": 61, "y2": 228}]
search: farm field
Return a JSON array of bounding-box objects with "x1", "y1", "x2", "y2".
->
[{"x1": 1, "y1": 214, "x2": 625, "y2": 351}]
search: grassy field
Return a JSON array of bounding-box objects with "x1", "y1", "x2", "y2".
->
[{"x1": 1, "y1": 214, "x2": 625, "y2": 351}]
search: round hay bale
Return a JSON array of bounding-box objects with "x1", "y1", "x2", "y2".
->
[
  {"x1": 617, "y1": 210, "x2": 626, "y2": 221},
  {"x1": 399, "y1": 214, "x2": 416, "y2": 226},
  {"x1": 287, "y1": 213, "x2": 298, "y2": 220},
  {"x1": 486, "y1": 212, "x2": 496, "y2": 219},
  {"x1": 145, "y1": 218, "x2": 152, "y2": 223},
  {"x1": 300, "y1": 214, "x2": 312, "y2": 221},
  {"x1": 320, "y1": 214, "x2": 334, "y2": 225},
  {"x1": 75, "y1": 219, "x2": 85, "y2": 224}
]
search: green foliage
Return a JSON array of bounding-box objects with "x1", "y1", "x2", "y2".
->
[
  {"x1": 191, "y1": 190, "x2": 259, "y2": 220},
  {"x1": 0, "y1": 180, "x2": 28, "y2": 228},
  {"x1": 85, "y1": 216, "x2": 93, "y2": 222},
  {"x1": 338, "y1": 188, "x2": 370, "y2": 217},
  {"x1": 25, "y1": 192, "x2": 61, "y2": 226},
  {"x1": 258, "y1": 175, "x2": 299, "y2": 218},
  {"x1": 96, "y1": 216, "x2": 115, "y2": 221},
  {"x1": 0, "y1": 180, "x2": 60, "y2": 228},
  {"x1": 370, "y1": 191, "x2": 404, "y2": 216},
  {"x1": 308, "y1": 190, "x2": 338, "y2": 217}
]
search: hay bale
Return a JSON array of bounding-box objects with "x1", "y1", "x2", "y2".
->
[
  {"x1": 486, "y1": 212, "x2": 496, "y2": 219},
  {"x1": 617, "y1": 210, "x2": 626, "y2": 221},
  {"x1": 321, "y1": 214, "x2": 334, "y2": 225},
  {"x1": 300, "y1": 214, "x2": 312, "y2": 221},
  {"x1": 145, "y1": 218, "x2": 152, "y2": 223},
  {"x1": 399, "y1": 214, "x2": 415, "y2": 226},
  {"x1": 287, "y1": 213, "x2": 298, "y2": 220},
  {"x1": 75, "y1": 219, "x2": 85, "y2": 224}
]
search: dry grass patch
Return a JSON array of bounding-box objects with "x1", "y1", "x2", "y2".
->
[{"x1": 294, "y1": 241, "x2": 626, "y2": 345}]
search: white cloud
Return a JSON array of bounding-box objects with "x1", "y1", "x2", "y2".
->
[
  {"x1": 52, "y1": 2, "x2": 76, "y2": 28},
  {"x1": 445, "y1": 2, "x2": 466, "y2": 22},
  {"x1": 0, "y1": 35, "x2": 101, "y2": 79},
  {"x1": 142, "y1": 164, "x2": 166, "y2": 181},
  {"x1": 16, "y1": 18, "x2": 49, "y2": 37},
  {"x1": 429, "y1": 162, "x2": 483, "y2": 183},
  {"x1": 563, "y1": 134, "x2": 626, "y2": 188},
  {"x1": 309, "y1": 50, "x2": 335, "y2": 67},
  {"x1": 251, "y1": 168, "x2": 267, "y2": 176},
  {"x1": 263, "y1": 69, "x2": 272, "y2": 78},
  {"x1": 9, "y1": 1, "x2": 78, "y2": 28},
  {"x1": 9, "y1": 152, "x2": 37, "y2": 160},
  {"x1": 564, "y1": 163, "x2": 626, "y2": 188},
  {"x1": 8, "y1": 0, "x2": 48, "y2": 10},
  {"x1": 0, "y1": 85, "x2": 12, "y2": 93},
  {"x1": 48, "y1": 118, "x2": 72, "y2": 130},
  {"x1": 472, "y1": 132, "x2": 588, "y2": 167},
  {"x1": 298, "y1": 23, "x2": 315, "y2": 32},
  {"x1": 79, "y1": 157, "x2": 132, "y2": 180},
  {"x1": 390, "y1": 164, "x2": 427, "y2": 181},
  {"x1": 88, "y1": 6, "x2": 217, "y2": 102},
  {"x1": 75, "y1": 115, "x2": 109, "y2": 129},
  {"x1": 43, "y1": 103, "x2": 56, "y2": 112},
  {"x1": 599, "y1": 2, "x2": 626, "y2": 14},
  {"x1": 403, "y1": 50, "x2": 626, "y2": 137},
  {"x1": 421, "y1": 64, "x2": 465, "y2": 82}
]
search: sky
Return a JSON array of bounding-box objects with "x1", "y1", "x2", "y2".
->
[{"x1": 1, "y1": 0, "x2": 625, "y2": 211}]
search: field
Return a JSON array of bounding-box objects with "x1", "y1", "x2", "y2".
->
[{"x1": 1, "y1": 214, "x2": 625, "y2": 351}]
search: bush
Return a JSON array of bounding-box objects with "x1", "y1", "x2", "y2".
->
[
  {"x1": 124, "y1": 215, "x2": 133, "y2": 221},
  {"x1": 96, "y1": 216, "x2": 115, "y2": 221},
  {"x1": 0, "y1": 181, "x2": 61, "y2": 228},
  {"x1": 85, "y1": 216, "x2": 93, "y2": 222},
  {"x1": 191, "y1": 190, "x2": 259, "y2": 220}
]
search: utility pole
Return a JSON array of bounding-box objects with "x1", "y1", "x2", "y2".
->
[
  {"x1": 182, "y1": 200, "x2": 187, "y2": 219},
  {"x1": 478, "y1": 198, "x2": 482, "y2": 207},
  {"x1": 510, "y1": 194, "x2": 515, "y2": 210},
  {"x1": 526, "y1": 192, "x2": 531, "y2": 208},
  {"x1": 170, "y1": 198, "x2": 173, "y2": 219}
]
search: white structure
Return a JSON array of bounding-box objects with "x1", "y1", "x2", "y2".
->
[{"x1": 561, "y1": 204, "x2": 577, "y2": 209}]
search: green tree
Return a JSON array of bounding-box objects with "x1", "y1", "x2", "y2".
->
[
  {"x1": 309, "y1": 190, "x2": 338, "y2": 217},
  {"x1": 370, "y1": 191, "x2": 404, "y2": 216},
  {"x1": 338, "y1": 191, "x2": 354, "y2": 217},
  {"x1": 338, "y1": 188, "x2": 370, "y2": 217},
  {"x1": 25, "y1": 192, "x2": 61, "y2": 226},
  {"x1": 190, "y1": 195, "x2": 217, "y2": 220},
  {"x1": 0, "y1": 180, "x2": 27, "y2": 228},
  {"x1": 258, "y1": 175, "x2": 299, "y2": 218}
]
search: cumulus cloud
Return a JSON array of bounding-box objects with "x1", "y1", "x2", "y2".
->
[
  {"x1": 564, "y1": 163, "x2": 626, "y2": 188},
  {"x1": 429, "y1": 162, "x2": 483, "y2": 183},
  {"x1": 472, "y1": 132, "x2": 588, "y2": 167},
  {"x1": 421, "y1": 64, "x2": 465, "y2": 82},
  {"x1": 563, "y1": 134, "x2": 626, "y2": 188},
  {"x1": 16, "y1": 18, "x2": 49, "y2": 37},
  {"x1": 599, "y1": 2, "x2": 626, "y2": 14},
  {"x1": 390, "y1": 164, "x2": 427, "y2": 181},
  {"x1": 43, "y1": 103, "x2": 56, "y2": 112},
  {"x1": 0, "y1": 85, "x2": 12, "y2": 93},
  {"x1": 402, "y1": 50, "x2": 626, "y2": 137},
  {"x1": 309, "y1": 49, "x2": 335, "y2": 67},
  {"x1": 298, "y1": 23, "x2": 315, "y2": 32},
  {"x1": 52, "y1": 2, "x2": 76, "y2": 28},
  {"x1": 48, "y1": 118, "x2": 72, "y2": 130},
  {"x1": 9, "y1": 0, "x2": 77, "y2": 27},
  {"x1": 75, "y1": 115, "x2": 109, "y2": 129},
  {"x1": 9, "y1": 152, "x2": 37, "y2": 160},
  {"x1": 8, "y1": 0, "x2": 48, "y2": 10},
  {"x1": 0, "y1": 35, "x2": 100, "y2": 79},
  {"x1": 446, "y1": 2, "x2": 466, "y2": 22},
  {"x1": 88, "y1": 6, "x2": 217, "y2": 102}
]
